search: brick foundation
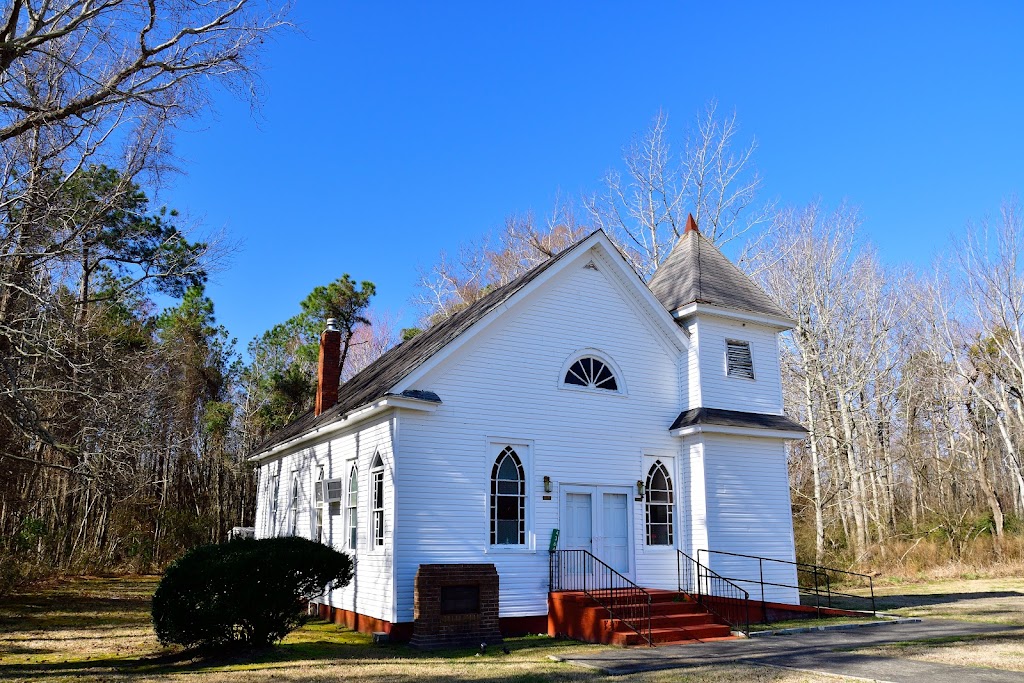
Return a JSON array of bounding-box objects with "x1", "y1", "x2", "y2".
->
[{"x1": 410, "y1": 563, "x2": 502, "y2": 648}]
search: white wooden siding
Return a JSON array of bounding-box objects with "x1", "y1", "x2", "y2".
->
[
  {"x1": 700, "y1": 434, "x2": 798, "y2": 604},
  {"x1": 394, "y1": 262, "x2": 687, "y2": 621},
  {"x1": 254, "y1": 414, "x2": 396, "y2": 621},
  {"x1": 691, "y1": 317, "x2": 783, "y2": 414}
]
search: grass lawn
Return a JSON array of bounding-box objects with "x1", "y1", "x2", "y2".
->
[
  {"x1": 0, "y1": 576, "x2": 857, "y2": 682},
  {"x1": 839, "y1": 576, "x2": 1024, "y2": 673}
]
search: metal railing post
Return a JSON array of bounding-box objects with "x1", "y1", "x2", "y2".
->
[
  {"x1": 759, "y1": 558, "x2": 767, "y2": 624},
  {"x1": 869, "y1": 576, "x2": 876, "y2": 615}
]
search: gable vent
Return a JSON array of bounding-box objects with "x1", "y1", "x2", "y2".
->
[{"x1": 726, "y1": 340, "x2": 755, "y2": 380}]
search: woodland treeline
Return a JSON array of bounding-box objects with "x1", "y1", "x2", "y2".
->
[{"x1": 3, "y1": 2, "x2": 1023, "y2": 593}]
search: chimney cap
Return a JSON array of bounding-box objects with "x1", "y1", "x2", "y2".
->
[{"x1": 325, "y1": 318, "x2": 338, "y2": 332}]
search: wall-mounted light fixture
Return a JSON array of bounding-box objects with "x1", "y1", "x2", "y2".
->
[
  {"x1": 543, "y1": 476, "x2": 552, "y2": 493},
  {"x1": 636, "y1": 479, "x2": 645, "y2": 497}
]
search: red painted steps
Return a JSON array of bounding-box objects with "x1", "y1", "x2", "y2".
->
[{"x1": 548, "y1": 588, "x2": 737, "y2": 647}]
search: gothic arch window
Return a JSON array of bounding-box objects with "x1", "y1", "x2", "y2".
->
[
  {"x1": 314, "y1": 466, "x2": 325, "y2": 543},
  {"x1": 346, "y1": 464, "x2": 358, "y2": 550},
  {"x1": 645, "y1": 460, "x2": 674, "y2": 546},
  {"x1": 563, "y1": 355, "x2": 619, "y2": 392},
  {"x1": 490, "y1": 446, "x2": 526, "y2": 545},
  {"x1": 370, "y1": 453, "x2": 385, "y2": 547}
]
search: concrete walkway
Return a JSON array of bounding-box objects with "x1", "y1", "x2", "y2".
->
[{"x1": 560, "y1": 620, "x2": 1024, "y2": 682}]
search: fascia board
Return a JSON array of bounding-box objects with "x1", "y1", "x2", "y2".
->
[
  {"x1": 670, "y1": 423, "x2": 807, "y2": 441},
  {"x1": 248, "y1": 396, "x2": 439, "y2": 464},
  {"x1": 673, "y1": 303, "x2": 795, "y2": 331}
]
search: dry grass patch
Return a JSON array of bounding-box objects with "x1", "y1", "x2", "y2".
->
[
  {"x1": 841, "y1": 577, "x2": 1024, "y2": 625},
  {"x1": 850, "y1": 631, "x2": 1024, "y2": 673}
]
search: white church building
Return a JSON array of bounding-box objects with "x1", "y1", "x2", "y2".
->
[{"x1": 250, "y1": 219, "x2": 806, "y2": 644}]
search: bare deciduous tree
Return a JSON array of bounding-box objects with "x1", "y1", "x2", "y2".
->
[{"x1": 586, "y1": 103, "x2": 771, "y2": 279}]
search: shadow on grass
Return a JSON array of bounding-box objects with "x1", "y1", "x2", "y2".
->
[{"x1": 0, "y1": 630, "x2": 578, "y2": 681}]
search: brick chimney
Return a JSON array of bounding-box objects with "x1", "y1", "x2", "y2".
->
[{"x1": 315, "y1": 318, "x2": 341, "y2": 416}]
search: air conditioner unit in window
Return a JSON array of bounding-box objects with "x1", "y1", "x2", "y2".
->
[{"x1": 322, "y1": 478, "x2": 344, "y2": 504}]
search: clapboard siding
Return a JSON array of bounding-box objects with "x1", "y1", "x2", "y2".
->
[
  {"x1": 692, "y1": 317, "x2": 783, "y2": 415},
  {"x1": 701, "y1": 435, "x2": 798, "y2": 603},
  {"x1": 394, "y1": 262, "x2": 686, "y2": 621},
  {"x1": 254, "y1": 415, "x2": 396, "y2": 622}
]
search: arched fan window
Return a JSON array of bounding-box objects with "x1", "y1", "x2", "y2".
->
[
  {"x1": 491, "y1": 446, "x2": 526, "y2": 545},
  {"x1": 645, "y1": 460, "x2": 674, "y2": 546},
  {"x1": 563, "y1": 356, "x2": 618, "y2": 391}
]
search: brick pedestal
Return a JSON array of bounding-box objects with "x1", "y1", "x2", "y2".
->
[{"x1": 410, "y1": 563, "x2": 502, "y2": 649}]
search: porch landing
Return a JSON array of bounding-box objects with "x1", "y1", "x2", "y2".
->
[{"x1": 548, "y1": 589, "x2": 736, "y2": 646}]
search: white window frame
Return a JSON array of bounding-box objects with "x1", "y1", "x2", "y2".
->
[
  {"x1": 268, "y1": 471, "x2": 280, "y2": 535},
  {"x1": 725, "y1": 338, "x2": 755, "y2": 381},
  {"x1": 369, "y1": 452, "x2": 385, "y2": 549},
  {"x1": 345, "y1": 462, "x2": 358, "y2": 551},
  {"x1": 314, "y1": 466, "x2": 325, "y2": 544},
  {"x1": 558, "y1": 348, "x2": 627, "y2": 396},
  {"x1": 644, "y1": 460, "x2": 675, "y2": 547},
  {"x1": 485, "y1": 439, "x2": 534, "y2": 553},
  {"x1": 289, "y1": 470, "x2": 300, "y2": 536}
]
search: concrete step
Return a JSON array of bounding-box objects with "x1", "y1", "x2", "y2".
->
[
  {"x1": 601, "y1": 612, "x2": 717, "y2": 631},
  {"x1": 610, "y1": 623, "x2": 733, "y2": 646}
]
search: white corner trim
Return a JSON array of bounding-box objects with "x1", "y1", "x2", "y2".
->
[
  {"x1": 670, "y1": 423, "x2": 807, "y2": 441},
  {"x1": 672, "y1": 303, "x2": 795, "y2": 330},
  {"x1": 248, "y1": 396, "x2": 440, "y2": 464}
]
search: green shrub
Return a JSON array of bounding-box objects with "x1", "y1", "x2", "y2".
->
[{"x1": 152, "y1": 536, "x2": 352, "y2": 649}]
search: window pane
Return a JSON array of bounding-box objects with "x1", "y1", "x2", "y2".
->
[
  {"x1": 649, "y1": 505, "x2": 669, "y2": 525},
  {"x1": 496, "y1": 520, "x2": 519, "y2": 545},
  {"x1": 497, "y1": 456, "x2": 519, "y2": 481},
  {"x1": 497, "y1": 480, "x2": 520, "y2": 494},
  {"x1": 649, "y1": 524, "x2": 671, "y2": 545},
  {"x1": 496, "y1": 496, "x2": 519, "y2": 520}
]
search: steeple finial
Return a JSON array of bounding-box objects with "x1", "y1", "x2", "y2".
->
[{"x1": 684, "y1": 213, "x2": 698, "y2": 234}]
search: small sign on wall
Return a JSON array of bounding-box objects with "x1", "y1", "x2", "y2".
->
[{"x1": 548, "y1": 528, "x2": 560, "y2": 552}]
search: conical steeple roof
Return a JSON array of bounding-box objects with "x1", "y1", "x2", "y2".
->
[{"x1": 648, "y1": 215, "x2": 789, "y2": 320}]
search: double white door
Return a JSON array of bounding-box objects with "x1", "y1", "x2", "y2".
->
[{"x1": 561, "y1": 485, "x2": 632, "y2": 577}]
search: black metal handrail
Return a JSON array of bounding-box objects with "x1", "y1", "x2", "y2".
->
[
  {"x1": 677, "y1": 549, "x2": 750, "y2": 636},
  {"x1": 696, "y1": 549, "x2": 876, "y2": 620},
  {"x1": 549, "y1": 549, "x2": 653, "y2": 646}
]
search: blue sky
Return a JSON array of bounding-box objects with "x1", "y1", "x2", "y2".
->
[{"x1": 161, "y1": 2, "x2": 1024, "y2": 348}]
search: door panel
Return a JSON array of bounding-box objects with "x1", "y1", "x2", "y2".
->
[
  {"x1": 602, "y1": 492, "x2": 629, "y2": 573},
  {"x1": 564, "y1": 492, "x2": 593, "y2": 552}
]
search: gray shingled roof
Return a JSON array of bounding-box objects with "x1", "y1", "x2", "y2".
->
[
  {"x1": 250, "y1": 233, "x2": 592, "y2": 457},
  {"x1": 670, "y1": 407, "x2": 806, "y2": 433},
  {"x1": 647, "y1": 229, "x2": 789, "y2": 319}
]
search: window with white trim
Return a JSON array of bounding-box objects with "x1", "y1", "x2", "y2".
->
[
  {"x1": 726, "y1": 339, "x2": 755, "y2": 380},
  {"x1": 289, "y1": 471, "x2": 300, "y2": 536},
  {"x1": 346, "y1": 464, "x2": 358, "y2": 550},
  {"x1": 645, "y1": 460, "x2": 674, "y2": 546},
  {"x1": 490, "y1": 446, "x2": 526, "y2": 545},
  {"x1": 314, "y1": 466, "x2": 325, "y2": 543},
  {"x1": 370, "y1": 453, "x2": 385, "y2": 547},
  {"x1": 268, "y1": 472, "x2": 279, "y2": 533},
  {"x1": 563, "y1": 356, "x2": 619, "y2": 391}
]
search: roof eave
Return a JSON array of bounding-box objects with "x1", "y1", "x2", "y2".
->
[
  {"x1": 671, "y1": 302, "x2": 796, "y2": 330},
  {"x1": 248, "y1": 395, "x2": 440, "y2": 464},
  {"x1": 670, "y1": 423, "x2": 808, "y2": 440}
]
